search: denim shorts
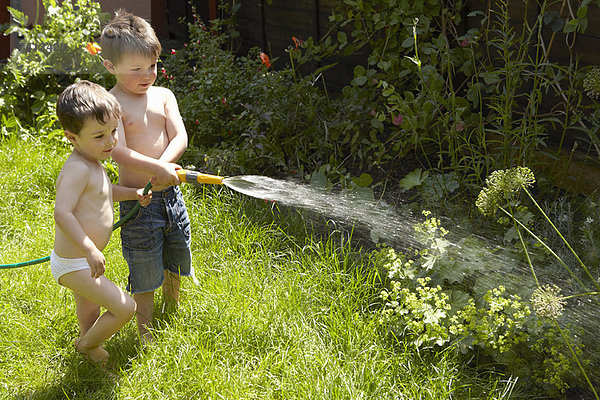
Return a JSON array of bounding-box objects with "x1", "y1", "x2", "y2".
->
[{"x1": 119, "y1": 185, "x2": 193, "y2": 294}]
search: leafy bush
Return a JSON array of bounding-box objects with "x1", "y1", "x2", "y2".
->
[
  {"x1": 158, "y1": 14, "x2": 380, "y2": 183},
  {"x1": 1, "y1": 0, "x2": 111, "y2": 140},
  {"x1": 373, "y1": 211, "x2": 592, "y2": 396}
]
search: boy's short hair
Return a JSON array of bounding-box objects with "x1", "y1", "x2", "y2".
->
[
  {"x1": 57, "y1": 80, "x2": 122, "y2": 134},
  {"x1": 99, "y1": 9, "x2": 162, "y2": 64}
]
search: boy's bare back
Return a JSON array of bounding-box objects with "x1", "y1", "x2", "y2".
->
[{"x1": 53, "y1": 151, "x2": 114, "y2": 259}]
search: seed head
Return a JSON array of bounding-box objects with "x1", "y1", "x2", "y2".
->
[
  {"x1": 530, "y1": 284, "x2": 565, "y2": 320},
  {"x1": 476, "y1": 167, "x2": 535, "y2": 216},
  {"x1": 584, "y1": 67, "x2": 600, "y2": 99}
]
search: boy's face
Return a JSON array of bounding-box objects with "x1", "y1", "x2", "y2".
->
[
  {"x1": 66, "y1": 117, "x2": 119, "y2": 162},
  {"x1": 104, "y1": 53, "x2": 158, "y2": 95}
]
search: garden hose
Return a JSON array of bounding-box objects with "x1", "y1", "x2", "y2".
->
[
  {"x1": 1, "y1": 180, "x2": 152, "y2": 270},
  {"x1": 1, "y1": 170, "x2": 226, "y2": 270}
]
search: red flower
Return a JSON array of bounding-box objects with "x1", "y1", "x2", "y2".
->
[
  {"x1": 171, "y1": 49, "x2": 176, "y2": 55},
  {"x1": 85, "y1": 42, "x2": 101, "y2": 56},
  {"x1": 292, "y1": 36, "x2": 303, "y2": 50},
  {"x1": 260, "y1": 52, "x2": 271, "y2": 68},
  {"x1": 392, "y1": 114, "x2": 403, "y2": 126}
]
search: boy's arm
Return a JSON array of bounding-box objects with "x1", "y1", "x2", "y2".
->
[
  {"x1": 159, "y1": 88, "x2": 188, "y2": 163},
  {"x1": 111, "y1": 118, "x2": 180, "y2": 189},
  {"x1": 54, "y1": 165, "x2": 105, "y2": 278},
  {"x1": 112, "y1": 182, "x2": 153, "y2": 205}
]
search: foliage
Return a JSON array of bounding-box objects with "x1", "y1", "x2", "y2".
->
[
  {"x1": 476, "y1": 167, "x2": 600, "y2": 397},
  {"x1": 0, "y1": 0, "x2": 111, "y2": 141},
  {"x1": 294, "y1": 0, "x2": 598, "y2": 201},
  {"x1": 373, "y1": 210, "x2": 595, "y2": 396},
  {"x1": 158, "y1": 13, "x2": 375, "y2": 183}
]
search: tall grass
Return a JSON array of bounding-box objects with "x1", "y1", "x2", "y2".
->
[{"x1": 0, "y1": 138, "x2": 516, "y2": 399}]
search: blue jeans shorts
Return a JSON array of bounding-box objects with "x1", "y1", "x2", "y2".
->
[{"x1": 119, "y1": 185, "x2": 193, "y2": 294}]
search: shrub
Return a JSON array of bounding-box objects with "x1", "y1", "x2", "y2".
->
[{"x1": 1, "y1": 0, "x2": 111, "y2": 141}]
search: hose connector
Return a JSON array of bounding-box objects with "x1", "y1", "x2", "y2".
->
[{"x1": 177, "y1": 169, "x2": 224, "y2": 185}]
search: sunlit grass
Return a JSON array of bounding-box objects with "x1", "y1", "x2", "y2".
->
[{"x1": 0, "y1": 138, "x2": 517, "y2": 399}]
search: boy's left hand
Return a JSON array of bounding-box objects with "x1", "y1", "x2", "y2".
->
[{"x1": 136, "y1": 187, "x2": 152, "y2": 207}]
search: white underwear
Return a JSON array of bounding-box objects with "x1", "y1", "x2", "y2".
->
[{"x1": 50, "y1": 250, "x2": 90, "y2": 284}]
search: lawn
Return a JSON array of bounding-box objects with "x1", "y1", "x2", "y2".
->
[{"x1": 0, "y1": 138, "x2": 516, "y2": 399}]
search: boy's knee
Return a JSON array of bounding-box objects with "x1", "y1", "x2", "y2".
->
[{"x1": 115, "y1": 296, "x2": 137, "y2": 322}]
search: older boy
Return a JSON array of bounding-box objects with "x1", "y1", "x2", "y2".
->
[
  {"x1": 53, "y1": 80, "x2": 152, "y2": 365},
  {"x1": 100, "y1": 10, "x2": 193, "y2": 342}
]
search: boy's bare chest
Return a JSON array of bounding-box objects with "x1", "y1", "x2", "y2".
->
[{"x1": 121, "y1": 99, "x2": 166, "y2": 135}]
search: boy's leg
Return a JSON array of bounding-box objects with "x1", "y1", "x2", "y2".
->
[
  {"x1": 133, "y1": 290, "x2": 155, "y2": 343},
  {"x1": 60, "y1": 270, "x2": 136, "y2": 363},
  {"x1": 73, "y1": 293, "x2": 101, "y2": 337},
  {"x1": 162, "y1": 270, "x2": 181, "y2": 306}
]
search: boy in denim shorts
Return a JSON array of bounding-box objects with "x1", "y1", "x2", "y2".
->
[{"x1": 100, "y1": 9, "x2": 193, "y2": 343}]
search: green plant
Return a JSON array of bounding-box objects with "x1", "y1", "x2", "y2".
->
[
  {"x1": 159, "y1": 13, "x2": 378, "y2": 182},
  {"x1": 477, "y1": 166, "x2": 599, "y2": 398},
  {"x1": 374, "y1": 206, "x2": 598, "y2": 395},
  {"x1": 1, "y1": 0, "x2": 111, "y2": 140}
]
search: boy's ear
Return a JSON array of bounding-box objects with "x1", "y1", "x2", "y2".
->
[
  {"x1": 64, "y1": 130, "x2": 78, "y2": 145},
  {"x1": 103, "y1": 59, "x2": 116, "y2": 74}
]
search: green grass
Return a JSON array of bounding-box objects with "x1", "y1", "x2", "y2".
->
[{"x1": 0, "y1": 137, "x2": 518, "y2": 399}]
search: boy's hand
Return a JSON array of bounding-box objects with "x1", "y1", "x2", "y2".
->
[
  {"x1": 85, "y1": 247, "x2": 106, "y2": 279},
  {"x1": 136, "y1": 184, "x2": 153, "y2": 207},
  {"x1": 152, "y1": 162, "x2": 182, "y2": 191}
]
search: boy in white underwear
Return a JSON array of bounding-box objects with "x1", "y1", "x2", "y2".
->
[{"x1": 53, "y1": 80, "x2": 152, "y2": 366}]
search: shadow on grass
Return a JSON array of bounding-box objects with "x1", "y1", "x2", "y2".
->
[{"x1": 12, "y1": 334, "x2": 141, "y2": 400}]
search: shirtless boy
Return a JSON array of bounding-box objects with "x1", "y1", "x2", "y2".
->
[
  {"x1": 53, "y1": 80, "x2": 152, "y2": 365},
  {"x1": 100, "y1": 10, "x2": 193, "y2": 342}
]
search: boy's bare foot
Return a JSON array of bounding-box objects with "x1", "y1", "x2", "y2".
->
[{"x1": 74, "y1": 338, "x2": 109, "y2": 367}]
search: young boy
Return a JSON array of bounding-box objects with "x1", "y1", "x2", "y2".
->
[
  {"x1": 53, "y1": 80, "x2": 152, "y2": 365},
  {"x1": 100, "y1": 10, "x2": 193, "y2": 343}
]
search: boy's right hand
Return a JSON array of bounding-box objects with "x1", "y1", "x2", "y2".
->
[
  {"x1": 152, "y1": 162, "x2": 182, "y2": 191},
  {"x1": 86, "y1": 247, "x2": 106, "y2": 279}
]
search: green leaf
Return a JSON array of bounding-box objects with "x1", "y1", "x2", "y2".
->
[
  {"x1": 7, "y1": 7, "x2": 27, "y2": 26},
  {"x1": 563, "y1": 18, "x2": 578, "y2": 33},
  {"x1": 353, "y1": 173, "x2": 373, "y2": 187},
  {"x1": 398, "y1": 168, "x2": 429, "y2": 191},
  {"x1": 480, "y1": 72, "x2": 499, "y2": 84},
  {"x1": 312, "y1": 62, "x2": 339, "y2": 76},
  {"x1": 309, "y1": 171, "x2": 327, "y2": 188},
  {"x1": 351, "y1": 75, "x2": 367, "y2": 86}
]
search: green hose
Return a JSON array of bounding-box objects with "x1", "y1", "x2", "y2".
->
[{"x1": 0, "y1": 181, "x2": 153, "y2": 270}]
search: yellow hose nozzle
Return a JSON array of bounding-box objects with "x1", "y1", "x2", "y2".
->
[{"x1": 177, "y1": 169, "x2": 224, "y2": 185}]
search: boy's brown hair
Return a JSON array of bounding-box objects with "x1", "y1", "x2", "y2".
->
[
  {"x1": 99, "y1": 9, "x2": 162, "y2": 64},
  {"x1": 57, "y1": 80, "x2": 122, "y2": 134}
]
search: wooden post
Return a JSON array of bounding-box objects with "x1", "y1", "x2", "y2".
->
[
  {"x1": 151, "y1": 0, "x2": 168, "y2": 40},
  {"x1": 208, "y1": 0, "x2": 217, "y2": 21},
  {"x1": 0, "y1": 0, "x2": 9, "y2": 61}
]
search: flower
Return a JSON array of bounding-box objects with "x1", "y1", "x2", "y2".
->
[
  {"x1": 85, "y1": 42, "x2": 101, "y2": 56},
  {"x1": 292, "y1": 36, "x2": 303, "y2": 50},
  {"x1": 583, "y1": 67, "x2": 600, "y2": 98},
  {"x1": 171, "y1": 49, "x2": 176, "y2": 55},
  {"x1": 392, "y1": 114, "x2": 403, "y2": 126},
  {"x1": 476, "y1": 167, "x2": 535, "y2": 216},
  {"x1": 260, "y1": 52, "x2": 271, "y2": 68},
  {"x1": 530, "y1": 284, "x2": 565, "y2": 320}
]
